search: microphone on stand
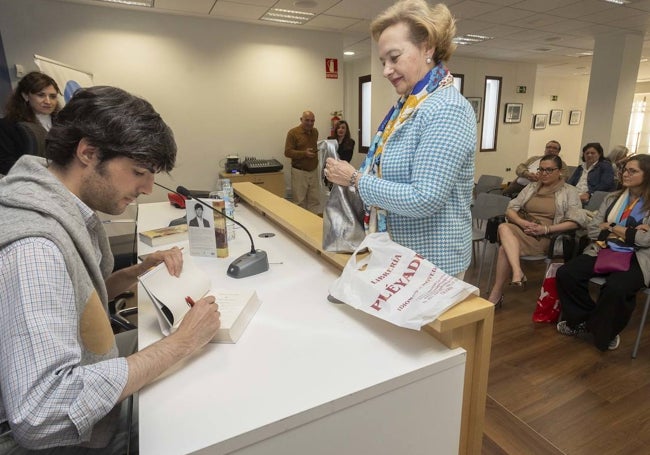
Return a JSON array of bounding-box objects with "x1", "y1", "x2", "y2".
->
[{"x1": 153, "y1": 182, "x2": 269, "y2": 279}]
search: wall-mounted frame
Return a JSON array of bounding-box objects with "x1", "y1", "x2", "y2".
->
[
  {"x1": 467, "y1": 97, "x2": 481, "y2": 123},
  {"x1": 549, "y1": 109, "x2": 563, "y2": 125},
  {"x1": 533, "y1": 113, "x2": 547, "y2": 130},
  {"x1": 569, "y1": 110, "x2": 582, "y2": 125},
  {"x1": 504, "y1": 103, "x2": 522, "y2": 123}
]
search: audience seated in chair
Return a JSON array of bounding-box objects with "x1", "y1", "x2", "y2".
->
[
  {"x1": 487, "y1": 154, "x2": 585, "y2": 306},
  {"x1": 0, "y1": 72, "x2": 61, "y2": 174},
  {"x1": 606, "y1": 144, "x2": 630, "y2": 189},
  {"x1": 567, "y1": 142, "x2": 616, "y2": 206},
  {"x1": 502, "y1": 140, "x2": 570, "y2": 197},
  {"x1": 556, "y1": 154, "x2": 650, "y2": 352}
]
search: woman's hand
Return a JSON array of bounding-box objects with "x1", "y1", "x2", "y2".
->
[
  {"x1": 141, "y1": 246, "x2": 184, "y2": 277},
  {"x1": 523, "y1": 223, "x2": 545, "y2": 237},
  {"x1": 579, "y1": 193, "x2": 590, "y2": 203},
  {"x1": 324, "y1": 157, "x2": 358, "y2": 187}
]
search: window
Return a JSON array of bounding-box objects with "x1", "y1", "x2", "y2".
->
[
  {"x1": 358, "y1": 75, "x2": 371, "y2": 153},
  {"x1": 480, "y1": 76, "x2": 502, "y2": 151},
  {"x1": 452, "y1": 73, "x2": 464, "y2": 95}
]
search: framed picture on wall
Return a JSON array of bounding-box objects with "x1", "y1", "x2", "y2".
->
[
  {"x1": 549, "y1": 109, "x2": 563, "y2": 125},
  {"x1": 533, "y1": 114, "x2": 547, "y2": 129},
  {"x1": 467, "y1": 97, "x2": 481, "y2": 123},
  {"x1": 569, "y1": 110, "x2": 582, "y2": 125},
  {"x1": 504, "y1": 103, "x2": 523, "y2": 123}
]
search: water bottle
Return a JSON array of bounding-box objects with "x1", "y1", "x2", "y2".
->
[{"x1": 221, "y1": 178, "x2": 236, "y2": 241}]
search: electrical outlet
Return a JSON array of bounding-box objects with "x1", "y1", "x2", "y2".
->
[{"x1": 506, "y1": 167, "x2": 511, "y2": 172}]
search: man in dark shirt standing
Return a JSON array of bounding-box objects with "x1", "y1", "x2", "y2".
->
[{"x1": 284, "y1": 111, "x2": 320, "y2": 213}]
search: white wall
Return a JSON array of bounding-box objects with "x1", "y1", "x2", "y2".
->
[
  {"x1": 0, "y1": 0, "x2": 343, "y2": 201},
  {"x1": 530, "y1": 74, "x2": 589, "y2": 166},
  {"x1": 343, "y1": 57, "x2": 370, "y2": 170}
]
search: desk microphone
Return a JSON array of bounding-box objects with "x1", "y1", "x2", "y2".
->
[{"x1": 154, "y1": 182, "x2": 269, "y2": 278}]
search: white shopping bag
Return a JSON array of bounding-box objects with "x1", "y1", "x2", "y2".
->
[{"x1": 329, "y1": 233, "x2": 479, "y2": 330}]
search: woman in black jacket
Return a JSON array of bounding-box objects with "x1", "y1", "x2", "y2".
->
[{"x1": 328, "y1": 120, "x2": 355, "y2": 162}]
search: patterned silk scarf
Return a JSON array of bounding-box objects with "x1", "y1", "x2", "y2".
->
[
  {"x1": 605, "y1": 189, "x2": 646, "y2": 252},
  {"x1": 358, "y1": 62, "x2": 454, "y2": 233}
]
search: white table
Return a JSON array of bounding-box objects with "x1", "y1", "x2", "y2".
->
[{"x1": 137, "y1": 202, "x2": 466, "y2": 455}]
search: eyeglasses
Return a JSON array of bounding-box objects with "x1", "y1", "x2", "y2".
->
[
  {"x1": 537, "y1": 167, "x2": 559, "y2": 174},
  {"x1": 622, "y1": 168, "x2": 642, "y2": 175}
]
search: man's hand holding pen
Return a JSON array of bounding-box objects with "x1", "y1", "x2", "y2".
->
[{"x1": 174, "y1": 295, "x2": 221, "y2": 352}]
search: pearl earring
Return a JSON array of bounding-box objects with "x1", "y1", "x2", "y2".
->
[{"x1": 426, "y1": 56, "x2": 432, "y2": 64}]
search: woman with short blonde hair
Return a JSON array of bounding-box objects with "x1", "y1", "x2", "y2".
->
[{"x1": 324, "y1": 0, "x2": 476, "y2": 278}]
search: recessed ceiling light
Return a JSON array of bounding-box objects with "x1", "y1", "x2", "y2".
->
[
  {"x1": 93, "y1": 0, "x2": 153, "y2": 6},
  {"x1": 344, "y1": 51, "x2": 355, "y2": 56},
  {"x1": 453, "y1": 34, "x2": 493, "y2": 45},
  {"x1": 294, "y1": 0, "x2": 318, "y2": 7},
  {"x1": 261, "y1": 8, "x2": 314, "y2": 25},
  {"x1": 603, "y1": 0, "x2": 630, "y2": 5}
]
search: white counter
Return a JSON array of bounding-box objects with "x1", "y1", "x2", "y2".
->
[{"x1": 137, "y1": 202, "x2": 466, "y2": 455}]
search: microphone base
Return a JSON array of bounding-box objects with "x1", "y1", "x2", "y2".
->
[{"x1": 227, "y1": 250, "x2": 269, "y2": 278}]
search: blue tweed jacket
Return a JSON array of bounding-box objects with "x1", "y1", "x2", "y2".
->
[{"x1": 357, "y1": 85, "x2": 476, "y2": 276}]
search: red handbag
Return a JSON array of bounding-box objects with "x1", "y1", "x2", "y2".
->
[{"x1": 532, "y1": 263, "x2": 562, "y2": 323}]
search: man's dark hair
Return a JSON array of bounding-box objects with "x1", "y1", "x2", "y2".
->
[
  {"x1": 45, "y1": 86, "x2": 176, "y2": 172},
  {"x1": 195, "y1": 203, "x2": 202, "y2": 211}
]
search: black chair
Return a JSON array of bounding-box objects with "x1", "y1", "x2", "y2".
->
[{"x1": 109, "y1": 291, "x2": 137, "y2": 332}]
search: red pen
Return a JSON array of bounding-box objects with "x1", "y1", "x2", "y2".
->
[{"x1": 185, "y1": 296, "x2": 195, "y2": 308}]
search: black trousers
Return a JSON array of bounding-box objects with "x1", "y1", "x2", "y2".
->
[{"x1": 556, "y1": 253, "x2": 645, "y2": 351}]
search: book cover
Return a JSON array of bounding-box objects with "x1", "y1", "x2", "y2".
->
[
  {"x1": 139, "y1": 224, "x2": 188, "y2": 247},
  {"x1": 186, "y1": 198, "x2": 219, "y2": 258},
  {"x1": 138, "y1": 255, "x2": 260, "y2": 343}
]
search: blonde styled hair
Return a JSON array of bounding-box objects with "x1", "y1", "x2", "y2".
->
[{"x1": 370, "y1": 0, "x2": 457, "y2": 64}]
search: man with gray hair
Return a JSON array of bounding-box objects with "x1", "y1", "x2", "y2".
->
[
  {"x1": 503, "y1": 140, "x2": 569, "y2": 197},
  {"x1": 284, "y1": 110, "x2": 321, "y2": 213}
]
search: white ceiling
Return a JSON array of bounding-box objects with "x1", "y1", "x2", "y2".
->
[{"x1": 49, "y1": 0, "x2": 650, "y2": 81}]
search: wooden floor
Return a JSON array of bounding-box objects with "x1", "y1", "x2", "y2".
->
[{"x1": 466, "y1": 251, "x2": 650, "y2": 455}]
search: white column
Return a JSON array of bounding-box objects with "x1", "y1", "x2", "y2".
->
[{"x1": 583, "y1": 33, "x2": 643, "y2": 154}]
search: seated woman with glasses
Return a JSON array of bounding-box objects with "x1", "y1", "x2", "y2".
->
[
  {"x1": 567, "y1": 142, "x2": 617, "y2": 206},
  {"x1": 556, "y1": 155, "x2": 650, "y2": 351},
  {"x1": 487, "y1": 154, "x2": 585, "y2": 306}
]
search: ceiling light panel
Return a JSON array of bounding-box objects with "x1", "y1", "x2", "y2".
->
[{"x1": 93, "y1": 0, "x2": 153, "y2": 6}]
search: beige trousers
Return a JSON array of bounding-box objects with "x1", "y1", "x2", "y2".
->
[{"x1": 291, "y1": 167, "x2": 321, "y2": 214}]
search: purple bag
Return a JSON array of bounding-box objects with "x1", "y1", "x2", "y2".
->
[{"x1": 593, "y1": 248, "x2": 633, "y2": 274}]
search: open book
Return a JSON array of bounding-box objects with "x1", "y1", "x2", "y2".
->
[{"x1": 138, "y1": 257, "x2": 261, "y2": 343}]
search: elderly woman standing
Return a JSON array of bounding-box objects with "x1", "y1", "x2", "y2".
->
[
  {"x1": 324, "y1": 0, "x2": 476, "y2": 278},
  {"x1": 567, "y1": 142, "x2": 616, "y2": 205},
  {"x1": 487, "y1": 155, "x2": 585, "y2": 306},
  {"x1": 557, "y1": 155, "x2": 650, "y2": 351}
]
